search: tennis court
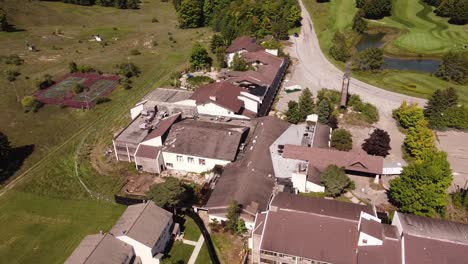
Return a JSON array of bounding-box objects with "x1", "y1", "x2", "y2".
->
[{"x1": 35, "y1": 73, "x2": 119, "y2": 108}]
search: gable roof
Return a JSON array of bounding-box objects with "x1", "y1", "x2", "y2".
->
[
  {"x1": 283, "y1": 145, "x2": 384, "y2": 175},
  {"x1": 110, "y1": 202, "x2": 172, "y2": 247},
  {"x1": 190, "y1": 82, "x2": 247, "y2": 113},
  {"x1": 135, "y1": 145, "x2": 161, "y2": 159},
  {"x1": 65, "y1": 233, "x2": 135, "y2": 264},
  {"x1": 226, "y1": 36, "x2": 263, "y2": 53},
  {"x1": 143, "y1": 113, "x2": 181, "y2": 141},
  {"x1": 204, "y1": 117, "x2": 291, "y2": 213},
  {"x1": 162, "y1": 119, "x2": 248, "y2": 161},
  {"x1": 271, "y1": 192, "x2": 375, "y2": 222}
]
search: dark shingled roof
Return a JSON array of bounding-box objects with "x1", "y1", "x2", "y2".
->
[
  {"x1": 65, "y1": 233, "x2": 135, "y2": 264},
  {"x1": 283, "y1": 145, "x2": 384, "y2": 175},
  {"x1": 190, "y1": 82, "x2": 247, "y2": 113},
  {"x1": 261, "y1": 209, "x2": 359, "y2": 264},
  {"x1": 226, "y1": 36, "x2": 263, "y2": 53},
  {"x1": 360, "y1": 217, "x2": 383, "y2": 240},
  {"x1": 143, "y1": 113, "x2": 181, "y2": 141},
  {"x1": 110, "y1": 202, "x2": 172, "y2": 247},
  {"x1": 135, "y1": 145, "x2": 161, "y2": 159},
  {"x1": 204, "y1": 116, "x2": 291, "y2": 213},
  {"x1": 271, "y1": 192, "x2": 375, "y2": 222},
  {"x1": 162, "y1": 120, "x2": 248, "y2": 161},
  {"x1": 357, "y1": 236, "x2": 402, "y2": 264},
  {"x1": 312, "y1": 123, "x2": 331, "y2": 148}
]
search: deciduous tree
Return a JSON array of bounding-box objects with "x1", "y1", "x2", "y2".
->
[
  {"x1": 331, "y1": 128, "x2": 353, "y2": 151},
  {"x1": 404, "y1": 120, "x2": 436, "y2": 161},
  {"x1": 189, "y1": 43, "x2": 212, "y2": 70},
  {"x1": 390, "y1": 151, "x2": 452, "y2": 217},
  {"x1": 178, "y1": 0, "x2": 203, "y2": 28},
  {"x1": 355, "y1": 47, "x2": 384, "y2": 72},
  {"x1": 362, "y1": 128, "x2": 391, "y2": 157},
  {"x1": 146, "y1": 177, "x2": 188, "y2": 209},
  {"x1": 6, "y1": 70, "x2": 21, "y2": 102},
  {"x1": 392, "y1": 101, "x2": 425, "y2": 129},
  {"x1": 320, "y1": 165, "x2": 351, "y2": 197},
  {"x1": 435, "y1": 52, "x2": 467, "y2": 84}
]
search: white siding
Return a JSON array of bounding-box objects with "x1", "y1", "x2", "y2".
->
[
  {"x1": 130, "y1": 104, "x2": 145, "y2": 120},
  {"x1": 141, "y1": 137, "x2": 163, "y2": 147},
  {"x1": 306, "y1": 181, "x2": 326, "y2": 193},
  {"x1": 162, "y1": 152, "x2": 230, "y2": 173},
  {"x1": 116, "y1": 236, "x2": 159, "y2": 264},
  {"x1": 292, "y1": 173, "x2": 325, "y2": 193},
  {"x1": 196, "y1": 102, "x2": 250, "y2": 120},
  {"x1": 238, "y1": 94, "x2": 259, "y2": 113}
]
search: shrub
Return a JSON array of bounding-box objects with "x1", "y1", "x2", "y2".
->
[
  {"x1": 331, "y1": 128, "x2": 353, "y2": 151},
  {"x1": 36, "y1": 74, "x2": 55, "y2": 90},
  {"x1": 186, "y1": 76, "x2": 214, "y2": 88},
  {"x1": 21, "y1": 96, "x2": 35, "y2": 111},
  {"x1": 2, "y1": 54, "x2": 24, "y2": 65},
  {"x1": 329, "y1": 32, "x2": 351, "y2": 62},
  {"x1": 317, "y1": 88, "x2": 341, "y2": 106},
  {"x1": 151, "y1": 17, "x2": 159, "y2": 23},
  {"x1": 74, "y1": 84, "x2": 85, "y2": 94},
  {"x1": 130, "y1": 49, "x2": 141, "y2": 56},
  {"x1": 115, "y1": 62, "x2": 141, "y2": 78},
  {"x1": 96, "y1": 97, "x2": 111, "y2": 104}
]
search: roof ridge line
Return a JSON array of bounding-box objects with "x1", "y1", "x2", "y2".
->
[{"x1": 278, "y1": 208, "x2": 360, "y2": 223}]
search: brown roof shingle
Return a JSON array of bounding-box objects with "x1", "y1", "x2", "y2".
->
[
  {"x1": 143, "y1": 113, "x2": 181, "y2": 141},
  {"x1": 226, "y1": 36, "x2": 263, "y2": 53},
  {"x1": 190, "y1": 82, "x2": 247, "y2": 113},
  {"x1": 135, "y1": 145, "x2": 161, "y2": 159},
  {"x1": 283, "y1": 145, "x2": 384, "y2": 175}
]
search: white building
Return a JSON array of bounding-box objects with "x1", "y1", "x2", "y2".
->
[{"x1": 110, "y1": 202, "x2": 173, "y2": 264}]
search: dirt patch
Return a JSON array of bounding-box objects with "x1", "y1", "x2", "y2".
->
[
  {"x1": 211, "y1": 232, "x2": 245, "y2": 264},
  {"x1": 123, "y1": 173, "x2": 163, "y2": 196},
  {"x1": 38, "y1": 55, "x2": 61, "y2": 62}
]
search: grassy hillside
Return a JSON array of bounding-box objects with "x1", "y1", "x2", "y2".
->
[
  {"x1": 374, "y1": 0, "x2": 468, "y2": 56},
  {"x1": 0, "y1": 1, "x2": 210, "y2": 263},
  {"x1": 303, "y1": 0, "x2": 468, "y2": 104}
]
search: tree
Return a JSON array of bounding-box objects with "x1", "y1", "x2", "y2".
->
[
  {"x1": 178, "y1": 0, "x2": 203, "y2": 28},
  {"x1": 331, "y1": 128, "x2": 353, "y2": 151},
  {"x1": 36, "y1": 74, "x2": 54, "y2": 90},
  {"x1": 210, "y1": 34, "x2": 225, "y2": 53},
  {"x1": 352, "y1": 10, "x2": 368, "y2": 33},
  {"x1": 390, "y1": 151, "x2": 452, "y2": 217},
  {"x1": 362, "y1": 128, "x2": 391, "y2": 157},
  {"x1": 320, "y1": 165, "x2": 351, "y2": 197},
  {"x1": 286, "y1": 101, "x2": 302, "y2": 124},
  {"x1": 355, "y1": 47, "x2": 384, "y2": 72},
  {"x1": 317, "y1": 99, "x2": 331, "y2": 124},
  {"x1": 361, "y1": 0, "x2": 392, "y2": 19},
  {"x1": 127, "y1": 0, "x2": 139, "y2": 9},
  {"x1": 115, "y1": 62, "x2": 141, "y2": 78},
  {"x1": 21, "y1": 96, "x2": 35, "y2": 111},
  {"x1": 189, "y1": 43, "x2": 212, "y2": 70},
  {"x1": 6, "y1": 70, "x2": 21, "y2": 102},
  {"x1": 298, "y1": 88, "x2": 315, "y2": 119},
  {"x1": 435, "y1": 52, "x2": 467, "y2": 84},
  {"x1": 69, "y1": 61, "x2": 78, "y2": 73},
  {"x1": 404, "y1": 120, "x2": 436, "y2": 161},
  {"x1": 0, "y1": 8, "x2": 11, "y2": 32},
  {"x1": 392, "y1": 101, "x2": 425, "y2": 129},
  {"x1": 231, "y1": 53, "x2": 249, "y2": 71},
  {"x1": 329, "y1": 32, "x2": 351, "y2": 62},
  {"x1": 424, "y1": 87, "x2": 459, "y2": 128},
  {"x1": 146, "y1": 177, "x2": 187, "y2": 208},
  {"x1": 0, "y1": 131, "x2": 11, "y2": 162},
  {"x1": 435, "y1": 0, "x2": 468, "y2": 24},
  {"x1": 74, "y1": 84, "x2": 85, "y2": 94},
  {"x1": 226, "y1": 200, "x2": 240, "y2": 233},
  {"x1": 287, "y1": 5, "x2": 302, "y2": 28}
]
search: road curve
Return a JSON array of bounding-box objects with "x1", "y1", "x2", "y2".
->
[{"x1": 286, "y1": 0, "x2": 426, "y2": 117}]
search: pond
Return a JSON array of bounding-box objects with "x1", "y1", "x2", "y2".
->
[{"x1": 356, "y1": 33, "x2": 441, "y2": 74}]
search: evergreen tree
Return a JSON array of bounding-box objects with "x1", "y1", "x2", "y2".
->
[
  {"x1": 286, "y1": 101, "x2": 302, "y2": 124},
  {"x1": 435, "y1": 52, "x2": 468, "y2": 84},
  {"x1": 226, "y1": 200, "x2": 240, "y2": 233},
  {"x1": 298, "y1": 88, "x2": 314, "y2": 120},
  {"x1": 329, "y1": 32, "x2": 351, "y2": 62},
  {"x1": 361, "y1": 0, "x2": 392, "y2": 19},
  {"x1": 127, "y1": 0, "x2": 139, "y2": 9},
  {"x1": 424, "y1": 87, "x2": 459, "y2": 128},
  {"x1": 317, "y1": 99, "x2": 331, "y2": 124},
  {"x1": 390, "y1": 151, "x2": 452, "y2": 217},
  {"x1": 362, "y1": 128, "x2": 391, "y2": 157}
]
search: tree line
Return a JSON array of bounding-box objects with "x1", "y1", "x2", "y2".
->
[
  {"x1": 173, "y1": 0, "x2": 301, "y2": 41},
  {"x1": 39, "y1": 0, "x2": 140, "y2": 9},
  {"x1": 424, "y1": 0, "x2": 468, "y2": 25}
]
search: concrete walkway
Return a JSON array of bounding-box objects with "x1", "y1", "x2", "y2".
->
[{"x1": 185, "y1": 235, "x2": 205, "y2": 264}]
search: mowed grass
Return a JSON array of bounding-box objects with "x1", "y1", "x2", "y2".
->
[
  {"x1": 304, "y1": 0, "x2": 468, "y2": 104},
  {"x1": 0, "y1": 1, "x2": 211, "y2": 263},
  {"x1": 0, "y1": 191, "x2": 125, "y2": 264},
  {"x1": 372, "y1": 0, "x2": 468, "y2": 56}
]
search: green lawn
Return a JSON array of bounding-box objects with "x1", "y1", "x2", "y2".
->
[
  {"x1": 304, "y1": 0, "x2": 468, "y2": 105},
  {"x1": 182, "y1": 216, "x2": 202, "y2": 241},
  {"x1": 0, "y1": 1, "x2": 211, "y2": 263},
  {"x1": 373, "y1": 0, "x2": 468, "y2": 56},
  {"x1": 195, "y1": 244, "x2": 213, "y2": 264},
  {"x1": 165, "y1": 241, "x2": 194, "y2": 264},
  {"x1": 0, "y1": 191, "x2": 124, "y2": 264}
]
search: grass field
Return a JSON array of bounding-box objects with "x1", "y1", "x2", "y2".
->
[
  {"x1": 303, "y1": 0, "x2": 468, "y2": 104},
  {"x1": 373, "y1": 0, "x2": 468, "y2": 56},
  {"x1": 182, "y1": 216, "x2": 202, "y2": 241},
  {"x1": 0, "y1": 0, "x2": 210, "y2": 262},
  {"x1": 165, "y1": 241, "x2": 194, "y2": 264}
]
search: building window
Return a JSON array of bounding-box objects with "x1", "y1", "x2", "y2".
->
[
  {"x1": 166, "y1": 163, "x2": 173, "y2": 168},
  {"x1": 176, "y1": 155, "x2": 183, "y2": 162},
  {"x1": 188, "y1": 157, "x2": 194, "y2": 164},
  {"x1": 199, "y1": 159, "x2": 206, "y2": 165}
]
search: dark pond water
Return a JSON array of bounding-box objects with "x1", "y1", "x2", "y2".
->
[{"x1": 356, "y1": 33, "x2": 441, "y2": 74}]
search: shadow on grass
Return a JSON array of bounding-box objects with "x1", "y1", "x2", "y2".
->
[
  {"x1": 0, "y1": 144, "x2": 35, "y2": 184},
  {"x1": 186, "y1": 210, "x2": 220, "y2": 264}
]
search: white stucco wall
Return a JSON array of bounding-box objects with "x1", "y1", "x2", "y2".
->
[
  {"x1": 292, "y1": 173, "x2": 325, "y2": 193},
  {"x1": 116, "y1": 236, "x2": 160, "y2": 264},
  {"x1": 238, "y1": 94, "x2": 259, "y2": 113},
  {"x1": 162, "y1": 151, "x2": 231, "y2": 173},
  {"x1": 357, "y1": 232, "x2": 383, "y2": 246},
  {"x1": 196, "y1": 102, "x2": 250, "y2": 120},
  {"x1": 130, "y1": 104, "x2": 145, "y2": 120},
  {"x1": 306, "y1": 181, "x2": 326, "y2": 193},
  {"x1": 141, "y1": 137, "x2": 163, "y2": 147},
  {"x1": 392, "y1": 212, "x2": 404, "y2": 236}
]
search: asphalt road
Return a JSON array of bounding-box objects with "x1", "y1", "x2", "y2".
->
[{"x1": 284, "y1": 0, "x2": 426, "y2": 118}]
